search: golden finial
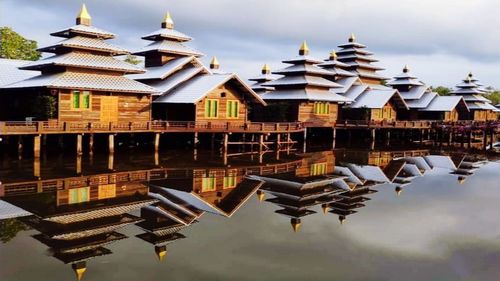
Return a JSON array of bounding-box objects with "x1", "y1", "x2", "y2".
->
[
  {"x1": 291, "y1": 218, "x2": 301, "y2": 233},
  {"x1": 72, "y1": 262, "x2": 87, "y2": 281},
  {"x1": 155, "y1": 246, "x2": 167, "y2": 261},
  {"x1": 321, "y1": 204, "x2": 329, "y2": 214},
  {"x1": 261, "y1": 64, "x2": 271, "y2": 75},
  {"x1": 458, "y1": 176, "x2": 466, "y2": 185},
  {"x1": 403, "y1": 65, "x2": 410, "y2": 73},
  {"x1": 162, "y1": 12, "x2": 174, "y2": 29},
  {"x1": 339, "y1": 215, "x2": 346, "y2": 225},
  {"x1": 76, "y1": 4, "x2": 92, "y2": 26},
  {"x1": 210, "y1": 56, "x2": 220, "y2": 70},
  {"x1": 349, "y1": 33, "x2": 356, "y2": 43},
  {"x1": 395, "y1": 186, "x2": 403, "y2": 196},
  {"x1": 468, "y1": 72, "x2": 473, "y2": 78},
  {"x1": 256, "y1": 190, "x2": 265, "y2": 202},
  {"x1": 299, "y1": 40, "x2": 309, "y2": 56},
  {"x1": 329, "y1": 51, "x2": 338, "y2": 60}
]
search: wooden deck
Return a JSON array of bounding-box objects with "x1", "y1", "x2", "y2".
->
[
  {"x1": 0, "y1": 121, "x2": 305, "y2": 135},
  {"x1": 0, "y1": 161, "x2": 302, "y2": 197},
  {"x1": 332, "y1": 120, "x2": 434, "y2": 129}
]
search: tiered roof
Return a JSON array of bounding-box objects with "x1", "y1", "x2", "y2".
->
[
  {"x1": 450, "y1": 73, "x2": 499, "y2": 112},
  {"x1": 318, "y1": 51, "x2": 356, "y2": 79},
  {"x1": 249, "y1": 64, "x2": 277, "y2": 93},
  {"x1": 260, "y1": 41, "x2": 351, "y2": 103},
  {"x1": 388, "y1": 66, "x2": 469, "y2": 112},
  {"x1": 130, "y1": 13, "x2": 265, "y2": 105},
  {"x1": 4, "y1": 4, "x2": 156, "y2": 94},
  {"x1": 336, "y1": 34, "x2": 388, "y2": 84}
]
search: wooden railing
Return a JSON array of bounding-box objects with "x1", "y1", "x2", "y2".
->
[
  {"x1": 0, "y1": 121, "x2": 304, "y2": 135},
  {"x1": 334, "y1": 120, "x2": 434, "y2": 129},
  {"x1": 0, "y1": 161, "x2": 303, "y2": 197}
]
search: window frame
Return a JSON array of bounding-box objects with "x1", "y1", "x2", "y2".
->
[
  {"x1": 205, "y1": 99, "x2": 219, "y2": 119},
  {"x1": 226, "y1": 100, "x2": 240, "y2": 119},
  {"x1": 71, "y1": 90, "x2": 91, "y2": 110},
  {"x1": 313, "y1": 102, "x2": 330, "y2": 116}
]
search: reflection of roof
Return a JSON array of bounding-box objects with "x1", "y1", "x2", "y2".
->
[
  {"x1": 136, "y1": 232, "x2": 186, "y2": 247},
  {"x1": 0, "y1": 199, "x2": 31, "y2": 219}
]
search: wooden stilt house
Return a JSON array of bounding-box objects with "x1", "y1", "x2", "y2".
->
[
  {"x1": 129, "y1": 12, "x2": 265, "y2": 122},
  {"x1": 255, "y1": 41, "x2": 352, "y2": 126},
  {"x1": 387, "y1": 66, "x2": 469, "y2": 121},
  {"x1": 1, "y1": 4, "x2": 156, "y2": 122}
]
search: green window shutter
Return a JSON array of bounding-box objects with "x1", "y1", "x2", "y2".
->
[
  {"x1": 82, "y1": 91, "x2": 90, "y2": 109},
  {"x1": 233, "y1": 102, "x2": 239, "y2": 118},
  {"x1": 227, "y1": 101, "x2": 232, "y2": 118},
  {"x1": 213, "y1": 100, "x2": 218, "y2": 117},
  {"x1": 73, "y1": 91, "x2": 80, "y2": 109}
]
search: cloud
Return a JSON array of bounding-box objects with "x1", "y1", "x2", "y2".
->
[{"x1": 2, "y1": 0, "x2": 500, "y2": 87}]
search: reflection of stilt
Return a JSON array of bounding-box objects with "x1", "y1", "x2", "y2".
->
[
  {"x1": 276, "y1": 134, "x2": 281, "y2": 160},
  {"x1": 193, "y1": 148, "x2": 198, "y2": 161},
  {"x1": 108, "y1": 153, "x2": 114, "y2": 171},
  {"x1": 108, "y1": 134, "x2": 115, "y2": 154},
  {"x1": 76, "y1": 134, "x2": 83, "y2": 156},
  {"x1": 154, "y1": 151, "x2": 159, "y2": 166},
  {"x1": 154, "y1": 133, "x2": 160, "y2": 152},
  {"x1": 89, "y1": 134, "x2": 94, "y2": 155},
  {"x1": 370, "y1": 129, "x2": 376, "y2": 150},
  {"x1": 211, "y1": 133, "x2": 215, "y2": 152},
  {"x1": 33, "y1": 157, "x2": 40, "y2": 179},
  {"x1": 223, "y1": 133, "x2": 228, "y2": 166},
  {"x1": 18, "y1": 136, "x2": 23, "y2": 159},
  {"x1": 303, "y1": 128, "x2": 307, "y2": 153},
  {"x1": 76, "y1": 155, "x2": 82, "y2": 176},
  {"x1": 33, "y1": 135, "x2": 41, "y2": 158},
  {"x1": 332, "y1": 128, "x2": 337, "y2": 149},
  {"x1": 193, "y1": 132, "x2": 199, "y2": 149},
  {"x1": 259, "y1": 134, "x2": 264, "y2": 164}
]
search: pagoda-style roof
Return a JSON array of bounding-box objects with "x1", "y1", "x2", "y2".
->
[
  {"x1": 262, "y1": 75, "x2": 342, "y2": 89},
  {"x1": 128, "y1": 56, "x2": 207, "y2": 81},
  {"x1": 33, "y1": 232, "x2": 127, "y2": 254},
  {"x1": 421, "y1": 96, "x2": 469, "y2": 112},
  {"x1": 346, "y1": 87, "x2": 409, "y2": 110},
  {"x1": 38, "y1": 36, "x2": 129, "y2": 55},
  {"x1": 141, "y1": 28, "x2": 192, "y2": 42},
  {"x1": 134, "y1": 40, "x2": 203, "y2": 57},
  {"x1": 273, "y1": 64, "x2": 336, "y2": 76},
  {"x1": 136, "y1": 232, "x2": 186, "y2": 247},
  {"x1": 449, "y1": 73, "x2": 499, "y2": 112},
  {"x1": 21, "y1": 52, "x2": 145, "y2": 74},
  {"x1": 387, "y1": 66, "x2": 424, "y2": 87},
  {"x1": 260, "y1": 88, "x2": 352, "y2": 103},
  {"x1": 4, "y1": 71, "x2": 158, "y2": 94},
  {"x1": 0, "y1": 58, "x2": 39, "y2": 87},
  {"x1": 405, "y1": 92, "x2": 438, "y2": 109},
  {"x1": 318, "y1": 53, "x2": 357, "y2": 78},
  {"x1": 51, "y1": 24, "x2": 116, "y2": 39}
]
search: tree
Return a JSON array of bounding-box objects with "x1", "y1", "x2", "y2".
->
[
  {"x1": 486, "y1": 91, "x2": 500, "y2": 105},
  {"x1": 0, "y1": 218, "x2": 30, "y2": 243},
  {"x1": 431, "y1": 86, "x2": 452, "y2": 96},
  {"x1": 124, "y1": 54, "x2": 141, "y2": 65},
  {"x1": 0, "y1": 27, "x2": 41, "y2": 61}
]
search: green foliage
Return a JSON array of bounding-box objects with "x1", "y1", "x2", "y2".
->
[
  {"x1": 0, "y1": 27, "x2": 41, "y2": 61},
  {"x1": 0, "y1": 218, "x2": 30, "y2": 243},
  {"x1": 124, "y1": 54, "x2": 141, "y2": 65},
  {"x1": 486, "y1": 91, "x2": 500, "y2": 105},
  {"x1": 34, "y1": 95, "x2": 57, "y2": 120},
  {"x1": 431, "y1": 86, "x2": 452, "y2": 96}
]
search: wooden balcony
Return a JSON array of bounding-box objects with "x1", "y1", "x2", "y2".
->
[
  {"x1": 333, "y1": 120, "x2": 434, "y2": 129},
  {"x1": 0, "y1": 121, "x2": 305, "y2": 135}
]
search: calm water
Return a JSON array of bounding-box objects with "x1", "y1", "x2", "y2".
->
[{"x1": 1, "y1": 145, "x2": 500, "y2": 281}]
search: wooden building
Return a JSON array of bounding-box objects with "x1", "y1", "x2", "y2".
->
[
  {"x1": 388, "y1": 66, "x2": 469, "y2": 121},
  {"x1": 256, "y1": 41, "x2": 352, "y2": 126},
  {"x1": 129, "y1": 12, "x2": 265, "y2": 122},
  {"x1": 450, "y1": 73, "x2": 499, "y2": 121},
  {"x1": 1, "y1": 4, "x2": 156, "y2": 122}
]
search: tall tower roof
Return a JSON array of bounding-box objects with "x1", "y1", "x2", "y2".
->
[{"x1": 76, "y1": 4, "x2": 92, "y2": 26}]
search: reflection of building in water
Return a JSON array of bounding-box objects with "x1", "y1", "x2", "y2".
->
[
  {"x1": 3, "y1": 181, "x2": 157, "y2": 281},
  {"x1": 135, "y1": 169, "x2": 264, "y2": 257}
]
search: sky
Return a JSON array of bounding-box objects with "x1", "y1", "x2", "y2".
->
[{"x1": 1, "y1": 0, "x2": 500, "y2": 88}]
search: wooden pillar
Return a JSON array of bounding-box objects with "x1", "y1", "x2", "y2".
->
[
  {"x1": 154, "y1": 133, "x2": 160, "y2": 152},
  {"x1": 287, "y1": 133, "x2": 292, "y2": 154},
  {"x1": 259, "y1": 134, "x2": 264, "y2": 164},
  {"x1": 490, "y1": 129, "x2": 495, "y2": 148},
  {"x1": 276, "y1": 134, "x2": 281, "y2": 160},
  {"x1": 33, "y1": 135, "x2": 41, "y2": 158},
  {"x1": 108, "y1": 153, "x2": 114, "y2": 171},
  {"x1": 468, "y1": 130, "x2": 472, "y2": 148},
  {"x1": 108, "y1": 134, "x2": 115, "y2": 154},
  {"x1": 222, "y1": 133, "x2": 228, "y2": 164},
  {"x1": 17, "y1": 136, "x2": 23, "y2": 158},
  {"x1": 483, "y1": 130, "x2": 488, "y2": 150},
  {"x1": 76, "y1": 134, "x2": 83, "y2": 156},
  {"x1": 76, "y1": 155, "x2": 82, "y2": 175},
  {"x1": 89, "y1": 134, "x2": 94, "y2": 155},
  {"x1": 332, "y1": 128, "x2": 337, "y2": 149},
  {"x1": 419, "y1": 129, "x2": 424, "y2": 145},
  {"x1": 448, "y1": 130, "x2": 453, "y2": 146},
  {"x1": 385, "y1": 130, "x2": 391, "y2": 146},
  {"x1": 33, "y1": 157, "x2": 40, "y2": 179},
  {"x1": 154, "y1": 151, "x2": 159, "y2": 166},
  {"x1": 194, "y1": 132, "x2": 199, "y2": 148}
]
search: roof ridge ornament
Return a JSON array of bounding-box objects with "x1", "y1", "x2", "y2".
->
[
  {"x1": 262, "y1": 63, "x2": 271, "y2": 74},
  {"x1": 403, "y1": 65, "x2": 410, "y2": 73},
  {"x1": 299, "y1": 40, "x2": 309, "y2": 56},
  {"x1": 162, "y1": 12, "x2": 174, "y2": 29},
  {"x1": 210, "y1": 56, "x2": 220, "y2": 70},
  {"x1": 329, "y1": 51, "x2": 338, "y2": 60},
  {"x1": 349, "y1": 33, "x2": 356, "y2": 43},
  {"x1": 76, "y1": 3, "x2": 92, "y2": 26}
]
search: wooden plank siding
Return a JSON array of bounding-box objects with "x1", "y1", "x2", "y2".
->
[
  {"x1": 195, "y1": 84, "x2": 248, "y2": 123},
  {"x1": 58, "y1": 89, "x2": 151, "y2": 122},
  {"x1": 295, "y1": 151, "x2": 336, "y2": 177},
  {"x1": 298, "y1": 102, "x2": 338, "y2": 127},
  {"x1": 370, "y1": 103, "x2": 397, "y2": 122}
]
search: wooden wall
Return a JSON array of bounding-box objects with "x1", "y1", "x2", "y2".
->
[
  {"x1": 295, "y1": 151, "x2": 335, "y2": 177},
  {"x1": 195, "y1": 84, "x2": 248, "y2": 123},
  {"x1": 370, "y1": 103, "x2": 397, "y2": 121},
  {"x1": 58, "y1": 89, "x2": 151, "y2": 122},
  {"x1": 298, "y1": 102, "x2": 339, "y2": 126},
  {"x1": 56, "y1": 182, "x2": 148, "y2": 206}
]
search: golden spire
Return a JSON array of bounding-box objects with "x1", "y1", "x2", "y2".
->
[
  {"x1": 349, "y1": 33, "x2": 356, "y2": 43},
  {"x1": 291, "y1": 218, "x2": 301, "y2": 233},
  {"x1": 72, "y1": 262, "x2": 87, "y2": 281},
  {"x1": 403, "y1": 65, "x2": 410, "y2": 73},
  {"x1": 299, "y1": 40, "x2": 309, "y2": 56},
  {"x1": 395, "y1": 186, "x2": 403, "y2": 196},
  {"x1": 468, "y1": 72, "x2": 474, "y2": 78},
  {"x1": 210, "y1": 56, "x2": 220, "y2": 70},
  {"x1": 155, "y1": 246, "x2": 167, "y2": 261},
  {"x1": 261, "y1": 64, "x2": 271, "y2": 75},
  {"x1": 76, "y1": 4, "x2": 92, "y2": 26},
  {"x1": 339, "y1": 215, "x2": 346, "y2": 225},
  {"x1": 329, "y1": 51, "x2": 338, "y2": 60},
  {"x1": 321, "y1": 204, "x2": 329, "y2": 214},
  {"x1": 256, "y1": 190, "x2": 265, "y2": 202},
  {"x1": 162, "y1": 12, "x2": 174, "y2": 29}
]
